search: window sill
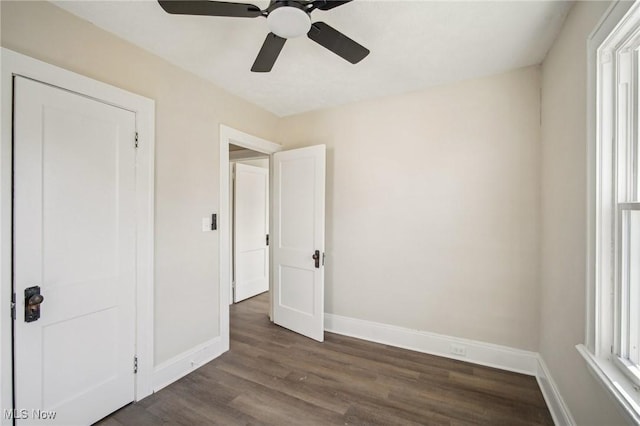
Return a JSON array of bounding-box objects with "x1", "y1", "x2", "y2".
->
[{"x1": 577, "y1": 344, "x2": 640, "y2": 424}]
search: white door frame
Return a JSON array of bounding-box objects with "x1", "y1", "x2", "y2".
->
[
  {"x1": 0, "y1": 48, "x2": 155, "y2": 424},
  {"x1": 219, "y1": 125, "x2": 281, "y2": 348}
]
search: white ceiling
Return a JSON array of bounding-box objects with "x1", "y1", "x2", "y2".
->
[{"x1": 53, "y1": 0, "x2": 573, "y2": 117}]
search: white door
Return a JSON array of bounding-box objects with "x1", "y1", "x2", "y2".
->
[
  {"x1": 233, "y1": 163, "x2": 269, "y2": 302},
  {"x1": 272, "y1": 145, "x2": 325, "y2": 342},
  {"x1": 13, "y1": 77, "x2": 137, "y2": 425}
]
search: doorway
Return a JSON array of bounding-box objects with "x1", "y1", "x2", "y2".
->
[
  {"x1": 218, "y1": 125, "x2": 281, "y2": 352},
  {"x1": 219, "y1": 125, "x2": 327, "y2": 347}
]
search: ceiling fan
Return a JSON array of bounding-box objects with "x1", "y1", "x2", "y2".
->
[{"x1": 158, "y1": 0, "x2": 370, "y2": 72}]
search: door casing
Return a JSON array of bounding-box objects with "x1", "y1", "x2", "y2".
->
[{"x1": 0, "y1": 48, "x2": 155, "y2": 425}]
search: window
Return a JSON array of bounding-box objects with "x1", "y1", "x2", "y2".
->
[
  {"x1": 582, "y1": 1, "x2": 640, "y2": 423},
  {"x1": 605, "y1": 30, "x2": 640, "y2": 387},
  {"x1": 617, "y1": 201, "x2": 640, "y2": 382}
]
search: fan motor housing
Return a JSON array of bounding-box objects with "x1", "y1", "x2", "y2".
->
[{"x1": 267, "y1": 1, "x2": 311, "y2": 39}]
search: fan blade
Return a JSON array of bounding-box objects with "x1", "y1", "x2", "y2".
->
[
  {"x1": 158, "y1": 0, "x2": 262, "y2": 18},
  {"x1": 307, "y1": 22, "x2": 369, "y2": 64},
  {"x1": 312, "y1": 0, "x2": 353, "y2": 11},
  {"x1": 251, "y1": 33, "x2": 286, "y2": 72}
]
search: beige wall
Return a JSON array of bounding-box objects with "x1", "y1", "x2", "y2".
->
[
  {"x1": 540, "y1": 1, "x2": 627, "y2": 424},
  {"x1": 278, "y1": 67, "x2": 541, "y2": 350},
  {"x1": 0, "y1": 1, "x2": 279, "y2": 365}
]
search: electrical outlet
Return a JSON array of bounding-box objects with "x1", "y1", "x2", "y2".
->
[{"x1": 450, "y1": 343, "x2": 467, "y2": 357}]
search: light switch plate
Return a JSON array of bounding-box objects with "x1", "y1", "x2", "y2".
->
[{"x1": 202, "y1": 217, "x2": 211, "y2": 232}]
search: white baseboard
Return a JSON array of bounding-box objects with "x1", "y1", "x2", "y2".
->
[
  {"x1": 148, "y1": 315, "x2": 573, "y2": 426},
  {"x1": 536, "y1": 355, "x2": 576, "y2": 426},
  {"x1": 324, "y1": 313, "x2": 539, "y2": 376},
  {"x1": 152, "y1": 336, "x2": 227, "y2": 392},
  {"x1": 325, "y1": 314, "x2": 578, "y2": 424}
]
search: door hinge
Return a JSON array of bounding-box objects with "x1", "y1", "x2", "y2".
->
[
  {"x1": 134, "y1": 356, "x2": 138, "y2": 374},
  {"x1": 135, "y1": 132, "x2": 139, "y2": 148},
  {"x1": 232, "y1": 281, "x2": 236, "y2": 302},
  {"x1": 322, "y1": 252, "x2": 325, "y2": 266},
  {"x1": 266, "y1": 234, "x2": 269, "y2": 246},
  {"x1": 10, "y1": 293, "x2": 16, "y2": 320},
  {"x1": 611, "y1": 345, "x2": 614, "y2": 354}
]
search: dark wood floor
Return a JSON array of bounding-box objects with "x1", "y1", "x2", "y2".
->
[{"x1": 98, "y1": 292, "x2": 553, "y2": 425}]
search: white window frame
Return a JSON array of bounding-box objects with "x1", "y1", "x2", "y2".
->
[{"x1": 582, "y1": 1, "x2": 640, "y2": 423}]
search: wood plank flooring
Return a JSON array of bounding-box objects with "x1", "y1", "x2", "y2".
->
[{"x1": 98, "y1": 292, "x2": 553, "y2": 425}]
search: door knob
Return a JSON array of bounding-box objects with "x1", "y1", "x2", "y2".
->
[
  {"x1": 28, "y1": 294, "x2": 44, "y2": 306},
  {"x1": 312, "y1": 250, "x2": 320, "y2": 268},
  {"x1": 24, "y1": 286, "x2": 44, "y2": 323}
]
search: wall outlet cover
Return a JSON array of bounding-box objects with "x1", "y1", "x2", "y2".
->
[{"x1": 450, "y1": 343, "x2": 467, "y2": 357}]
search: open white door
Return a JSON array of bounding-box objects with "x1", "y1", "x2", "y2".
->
[
  {"x1": 13, "y1": 77, "x2": 136, "y2": 425},
  {"x1": 272, "y1": 145, "x2": 325, "y2": 342},
  {"x1": 233, "y1": 163, "x2": 269, "y2": 302}
]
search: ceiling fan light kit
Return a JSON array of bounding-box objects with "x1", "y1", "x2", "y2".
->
[
  {"x1": 158, "y1": 0, "x2": 370, "y2": 72},
  {"x1": 267, "y1": 3, "x2": 311, "y2": 39}
]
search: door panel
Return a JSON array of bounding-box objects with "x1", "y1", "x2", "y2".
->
[
  {"x1": 234, "y1": 163, "x2": 269, "y2": 302},
  {"x1": 279, "y1": 157, "x2": 315, "y2": 250},
  {"x1": 43, "y1": 109, "x2": 119, "y2": 284},
  {"x1": 13, "y1": 77, "x2": 136, "y2": 425},
  {"x1": 280, "y1": 266, "x2": 315, "y2": 314},
  {"x1": 273, "y1": 145, "x2": 325, "y2": 342}
]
